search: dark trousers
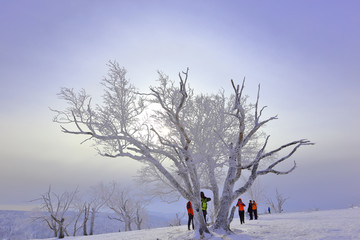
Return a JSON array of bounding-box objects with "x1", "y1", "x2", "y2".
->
[
  {"x1": 254, "y1": 210, "x2": 258, "y2": 220},
  {"x1": 202, "y1": 210, "x2": 207, "y2": 223},
  {"x1": 239, "y1": 210, "x2": 245, "y2": 224},
  {"x1": 188, "y1": 214, "x2": 194, "y2": 230},
  {"x1": 249, "y1": 210, "x2": 253, "y2": 220}
]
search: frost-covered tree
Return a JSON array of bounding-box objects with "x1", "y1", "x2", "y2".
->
[
  {"x1": 86, "y1": 182, "x2": 114, "y2": 235},
  {"x1": 137, "y1": 92, "x2": 235, "y2": 214},
  {"x1": 33, "y1": 186, "x2": 78, "y2": 238},
  {"x1": 266, "y1": 188, "x2": 289, "y2": 213},
  {"x1": 52, "y1": 61, "x2": 313, "y2": 237},
  {"x1": 169, "y1": 212, "x2": 185, "y2": 227},
  {"x1": 70, "y1": 197, "x2": 87, "y2": 236},
  {"x1": 82, "y1": 203, "x2": 90, "y2": 235},
  {"x1": 138, "y1": 90, "x2": 268, "y2": 218},
  {"x1": 211, "y1": 80, "x2": 312, "y2": 232},
  {"x1": 106, "y1": 183, "x2": 148, "y2": 231},
  {"x1": 245, "y1": 178, "x2": 265, "y2": 206},
  {"x1": 134, "y1": 204, "x2": 148, "y2": 230}
]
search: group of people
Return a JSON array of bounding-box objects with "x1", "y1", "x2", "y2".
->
[
  {"x1": 186, "y1": 192, "x2": 211, "y2": 230},
  {"x1": 236, "y1": 198, "x2": 258, "y2": 224},
  {"x1": 186, "y1": 192, "x2": 258, "y2": 230}
]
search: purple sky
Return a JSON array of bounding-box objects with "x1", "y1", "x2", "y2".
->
[{"x1": 1, "y1": 0, "x2": 359, "y2": 213}]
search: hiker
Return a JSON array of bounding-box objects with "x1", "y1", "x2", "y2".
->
[
  {"x1": 252, "y1": 200, "x2": 258, "y2": 220},
  {"x1": 186, "y1": 201, "x2": 194, "y2": 230},
  {"x1": 268, "y1": 207, "x2": 271, "y2": 214},
  {"x1": 201, "y1": 192, "x2": 211, "y2": 223},
  {"x1": 236, "y1": 198, "x2": 246, "y2": 224},
  {"x1": 248, "y1": 200, "x2": 253, "y2": 220}
]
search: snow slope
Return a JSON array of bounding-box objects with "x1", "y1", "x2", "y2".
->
[{"x1": 33, "y1": 207, "x2": 360, "y2": 240}]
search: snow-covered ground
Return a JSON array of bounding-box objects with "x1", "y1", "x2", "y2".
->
[{"x1": 33, "y1": 207, "x2": 360, "y2": 240}]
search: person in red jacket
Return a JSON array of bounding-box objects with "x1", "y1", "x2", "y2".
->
[
  {"x1": 252, "y1": 200, "x2": 258, "y2": 220},
  {"x1": 186, "y1": 201, "x2": 194, "y2": 230},
  {"x1": 236, "y1": 198, "x2": 246, "y2": 224}
]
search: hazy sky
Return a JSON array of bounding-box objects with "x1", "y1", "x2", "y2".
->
[{"x1": 1, "y1": 0, "x2": 359, "y2": 213}]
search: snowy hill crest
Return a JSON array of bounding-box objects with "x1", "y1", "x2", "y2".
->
[{"x1": 29, "y1": 207, "x2": 360, "y2": 240}]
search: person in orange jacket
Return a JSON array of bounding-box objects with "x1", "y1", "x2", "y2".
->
[
  {"x1": 252, "y1": 200, "x2": 258, "y2": 220},
  {"x1": 236, "y1": 198, "x2": 246, "y2": 224},
  {"x1": 186, "y1": 201, "x2": 194, "y2": 230}
]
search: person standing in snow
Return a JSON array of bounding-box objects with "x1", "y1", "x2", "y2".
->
[
  {"x1": 268, "y1": 207, "x2": 271, "y2": 214},
  {"x1": 236, "y1": 198, "x2": 246, "y2": 224},
  {"x1": 252, "y1": 200, "x2": 258, "y2": 220},
  {"x1": 248, "y1": 200, "x2": 253, "y2": 220},
  {"x1": 186, "y1": 201, "x2": 194, "y2": 230},
  {"x1": 201, "y1": 192, "x2": 211, "y2": 223}
]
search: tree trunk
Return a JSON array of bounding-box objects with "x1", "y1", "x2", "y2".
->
[
  {"x1": 83, "y1": 204, "x2": 89, "y2": 235},
  {"x1": 58, "y1": 218, "x2": 65, "y2": 239},
  {"x1": 212, "y1": 147, "x2": 238, "y2": 233},
  {"x1": 192, "y1": 201, "x2": 211, "y2": 238},
  {"x1": 53, "y1": 229, "x2": 57, "y2": 238},
  {"x1": 213, "y1": 196, "x2": 233, "y2": 233},
  {"x1": 213, "y1": 169, "x2": 237, "y2": 233},
  {"x1": 209, "y1": 170, "x2": 220, "y2": 218},
  {"x1": 125, "y1": 221, "x2": 132, "y2": 231},
  {"x1": 89, "y1": 210, "x2": 96, "y2": 235},
  {"x1": 83, "y1": 218, "x2": 88, "y2": 236}
]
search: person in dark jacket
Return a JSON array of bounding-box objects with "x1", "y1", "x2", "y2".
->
[
  {"x1": 248, "y1": 200, "x2": 253, "y2": 220},
  {"x1": 200, "y1": 192, "x2": 211, "y2": 223},
  {"x1": 186, "y1": 201, "x2": 194, "y2": 230},
  {"x1": 236, "y1": 198, "x2": 246, "y2": 224}
]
